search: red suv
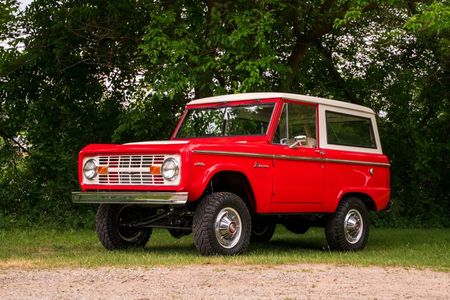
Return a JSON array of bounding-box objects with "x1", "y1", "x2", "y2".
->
[{"x1": 73, "y1": 93, "x2": 391, "y2": 255}]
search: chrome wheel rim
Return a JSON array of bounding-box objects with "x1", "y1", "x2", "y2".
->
[
  {"x1": 215, "y1": 207, "x2": 242, "y2": 249},
  {"x1": 344, "y1": 209, "x2": 363, "y2": 244}
]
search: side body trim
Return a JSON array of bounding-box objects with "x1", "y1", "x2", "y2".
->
[
  {"x1": 192, "y1": 150, "x2": 390, "y2": 168},
  {"x1": 193, "y1": 150, "x2": 272, "y2": 159}
]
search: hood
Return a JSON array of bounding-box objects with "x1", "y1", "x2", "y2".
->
[{"x1": 80, "y1": 140, "x2": 191, "y2": 156}]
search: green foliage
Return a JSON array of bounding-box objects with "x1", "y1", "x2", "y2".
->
[
  {"x1": 0, "y1": 0, "x2": 449, "y2": 228},
  {"x1": 1, "y1": 0, "x2": 152, "y2": 227},
  {"x1": 405, "y1": 2, "x2": 450, "y2": 33},
  {"x1": 404, "y1": 1, "x2": 450, "y2": 64},
  {"x1": 139, "y1": 1, "x2": 282, "y2": 97},
  {"x1": 112, "y1": 92, "x2": 185, "y2": 143}
]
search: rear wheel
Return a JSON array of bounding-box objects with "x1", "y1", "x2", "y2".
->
[
  {"x1": 325, "y1": 197, "x2": 369, "y2": 251},
  {"x1": 193, "y1": 192, "x2": 251, "y2": 256},
  {"x1": 96, "y1": 204, "x2": 152, "y2": 250}
]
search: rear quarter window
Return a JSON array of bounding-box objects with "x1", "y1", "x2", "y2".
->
[{"x1": 325, "y1": 111, "x2": 376, "y2": 149}]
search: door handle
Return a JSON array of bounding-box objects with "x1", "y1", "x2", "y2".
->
[{"x1": 315, "y1": 150, "x2": 326, "y2": 156}]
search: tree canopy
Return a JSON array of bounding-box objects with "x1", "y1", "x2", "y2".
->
[{"x1": 1, "y1": 0, "x2": 449, "y2": 228}]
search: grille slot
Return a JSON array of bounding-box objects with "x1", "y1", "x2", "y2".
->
[{"x1": 98, "y1": 155, "x2": 167, "y2": 185}]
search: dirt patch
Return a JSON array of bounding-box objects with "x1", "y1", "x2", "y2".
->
[{"x1": 0, "y1": 264, "x2": 448, "y2": 299}]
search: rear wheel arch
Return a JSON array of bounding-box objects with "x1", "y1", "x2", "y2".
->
[{"x1": 339, "y1": 192, "x2": 376, "y2": 211}]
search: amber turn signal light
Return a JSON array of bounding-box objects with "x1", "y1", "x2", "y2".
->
[
  {"x1": 98, "y1": 166, "x2": 108, "y2": 175},
  {"x1": 149, "y1": 165, "x2": 161, "y2": 174}
]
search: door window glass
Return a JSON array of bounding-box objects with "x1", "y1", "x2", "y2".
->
[{"x1": 274, "y1": 103, "x2": 316, "y2": 147}]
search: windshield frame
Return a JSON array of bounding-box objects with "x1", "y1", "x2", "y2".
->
[{"x1": 172, "y1": 99, "x2": 280, "y2": 140}]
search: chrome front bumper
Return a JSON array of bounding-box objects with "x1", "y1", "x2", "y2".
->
[{"x1": 72, "y1": 191, "x2": 188, "y2": 205}]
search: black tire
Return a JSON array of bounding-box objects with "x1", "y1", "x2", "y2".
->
[
  {"x1": 251, "y1": 220, "x2": 276, "y2": 242},
  {"x1": 95, "y1": 204, "x2": 152, "y2": 250},
  {"x1": 325, "y1": 197, "x2": 369, "y2": 251},
  {"x1": 192, "y1": 192, "x2": 251, "y2": 256}
]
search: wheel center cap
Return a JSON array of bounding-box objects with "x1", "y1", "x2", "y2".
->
[{"x1": 229, "y1": 222, "x2": 236, "y2": 234}]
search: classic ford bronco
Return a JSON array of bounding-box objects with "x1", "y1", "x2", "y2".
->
[{"x1": 72, "y1": 93, "x2": 391, "y2": 255}]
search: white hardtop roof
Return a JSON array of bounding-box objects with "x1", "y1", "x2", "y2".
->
[{"x1": 187, "y1": 92, "x2": 374, "y2": 114}]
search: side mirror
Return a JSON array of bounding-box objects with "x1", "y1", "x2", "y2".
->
[{"x1": 289, "y1": 135, "x2": 307, "y2": 148}]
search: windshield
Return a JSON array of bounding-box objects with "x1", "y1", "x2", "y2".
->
[{"x1": 176, "y1": 103, "x2": 275, "y2": 138}]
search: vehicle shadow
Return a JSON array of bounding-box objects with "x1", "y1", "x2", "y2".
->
[
  {"x1": 143, "y1": 243, "x2": 198, "y2": 255},
  {"x1": 141, "y1": 236, "x2": 327, "y2": 255},
  {"x1": 249, "y1": 239, "x2": 327, "y2": 252}
]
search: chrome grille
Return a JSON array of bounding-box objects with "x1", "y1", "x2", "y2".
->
[{"x1": 98, "y1": 155, "x2": 166, "y2": 185}]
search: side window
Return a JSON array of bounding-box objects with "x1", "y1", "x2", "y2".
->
[
  {"x1": 274, "y1": 103, "x2": 316, "y2": 148},
  {"x1": 326, "y1": 111, "x2": 376, "y2": 148}
]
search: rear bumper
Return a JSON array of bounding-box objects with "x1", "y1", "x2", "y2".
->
[{"x1": 72, "y1": 191, "x2": 188, "y2": 205}]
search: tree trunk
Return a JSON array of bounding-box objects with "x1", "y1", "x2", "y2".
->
[{"x1": 280, "y1": 41, "x2": 312, "y2": 92}]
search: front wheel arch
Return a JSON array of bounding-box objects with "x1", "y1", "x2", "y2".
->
[{"x1": 200, "y1": 170, "x2": 257, "y2": 212}]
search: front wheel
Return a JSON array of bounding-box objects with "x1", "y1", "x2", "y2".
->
[
  {"x1": 325, "y1": 197, "x2": 369, "y2": 251},
  {"x1": 95, "y1": 204, "x2": 152, "y2": 250},
  {"x1": 193, "y1": 192, "x2": 251, "y2": 255}
]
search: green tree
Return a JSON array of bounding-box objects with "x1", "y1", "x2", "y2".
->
[
  {"x1": 1, "y1": 0, "x2": 152, "y2": 227},
  {"x1": 1, "y1": 0, "x2": 448, "y2": 227}
]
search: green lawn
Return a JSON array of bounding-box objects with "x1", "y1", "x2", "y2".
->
[{"x1": 0, "y1": 227, "x2": 449, "y2": 271}]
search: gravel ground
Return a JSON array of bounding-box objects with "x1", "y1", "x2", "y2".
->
[{"x1": 0, "y1": 264, "x2": 449, "y2": 299}]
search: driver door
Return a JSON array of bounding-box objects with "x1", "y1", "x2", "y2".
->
[{"x1": 271, "y1": 102, "x2": 326, "y2": 213}]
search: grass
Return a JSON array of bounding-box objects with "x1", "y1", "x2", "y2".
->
[{"x1": 0, "y1": 227, "x2": 449, "y2": 271}]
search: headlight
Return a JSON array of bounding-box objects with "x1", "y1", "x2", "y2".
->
[
  {"x1": 83, "y1": 159, "x2": 98, "y2": 180},
  {"x1": 161, "y1": 157, "x2": 179, "y2": 181}
]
